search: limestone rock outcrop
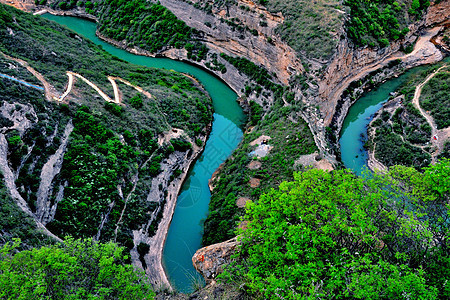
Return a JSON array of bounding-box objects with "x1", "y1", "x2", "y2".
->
[{"x1": 192, "y1": 237, "x2": 239, "y2": 282}]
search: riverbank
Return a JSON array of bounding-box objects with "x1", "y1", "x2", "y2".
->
[
  {"x1": 338, "y1": 62, "x2": 445, "y2": 175},
  {"x1": 94, "y1": 31, "x2": 249, "y2": 98},
  {"x1": 40, "y1": 13, "x2": 246, "y2": 292},
  {"x1": 143, "y1": 124, "x2": 212, "y2": 291}
]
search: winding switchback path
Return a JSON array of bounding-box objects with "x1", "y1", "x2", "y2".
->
[{"x1": 58, "y1": 71, "x2": 153, "y2": 103}]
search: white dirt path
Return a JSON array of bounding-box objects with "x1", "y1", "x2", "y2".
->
[
  {"x1": 60, "y1": 72, "x2": 115, "y2": 103},
  {"x1": 109, "y1": 76, "x2": 153, "y2": 99},
  {"x1": 58, "y1": 72, "x2": 153, "y2": 104},
  {"x1": 411, "y1": 65, "x2": 449, "y2": 162},
  {"x1": 59, "y1": 72, "x2": 74, "y2": 101}
]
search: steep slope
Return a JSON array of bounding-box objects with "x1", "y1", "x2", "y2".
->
[{"x1": 0, "y1": 3, "x2": 213, "y2": 286}]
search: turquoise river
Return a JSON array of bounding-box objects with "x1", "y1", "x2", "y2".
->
[{"x1": 43, "y1": 15, "x2": 245, "y2": 293}]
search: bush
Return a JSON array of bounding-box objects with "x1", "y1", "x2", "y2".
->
[
  {"x1": 129, "y1": 93, "x2": 143, "y2": 109},
  {"x1": 104, "y1": 101, "x2": 124, "y2": 116}
]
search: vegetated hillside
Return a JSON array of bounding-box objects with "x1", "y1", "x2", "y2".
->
[
  {"x1": 345, "y1": 0, "x2": 429, "y2": 48},
  {"x1": 368, "y1": 62, "x2": 449, "y2": 169},
  {"x1": 202, "y1": 101, "x2": 318, "y2": 246},
  {"x1": 48, "y1": 0, "x2": 100, "y2": 14},
  {"x1": 263, "y1": 0, "x2": 344, "y2": 60},
  {"x1": 96, "y1": 0, "x2": 208, "y2": 58},
  {"x1": 230, "y1": 0, "x2": 428, "y2": 61},
  {"x1": 420, "y1": 71, "x2": 450, "y2": 129},
  {"x1": 46, "y1": 0, "x2": 209, "y2": 60},
  {"x1": 221, "y1": 160, "x2": 450, "y2": 299},
  {"x1": 0, "y1": 3, "x2": 212, "y2": 252},
  {"x1": 0, "y1": 238, "x2": 155, "y2": 299}
]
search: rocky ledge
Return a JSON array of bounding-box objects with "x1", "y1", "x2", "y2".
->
[{"x1": 192, "y1": 237, "x2": 239, "y2": 283}]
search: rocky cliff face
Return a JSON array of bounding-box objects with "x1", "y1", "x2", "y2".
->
[
  {"x1": 426, "y1": 0, "x2": 450, "y2": 26},
  {"x1": 4, "y1": 0, "x2": 449, "y2": 161},
  {"x1": 158, "y1": 0, "x2": 447, "y2": 162},
  {"x1": 308, "y1": 2, "x2": 447, "y2": 160},
  {"x1": 4, "y1": 0, "x2": 449, "y2": 294},
  {"x1": 192, "y1": 237, "x2": 239, "y2": 282},
  {"x1": 159, "y1": 0, "x2": 302, "y2": 86}
]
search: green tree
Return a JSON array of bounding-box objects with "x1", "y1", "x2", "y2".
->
[
  {"x1": 410, "y1": 0, "x2": 420, "y2": 14},
  {"x1": 0, "y1": 238, "x2": 155, "y2": 299},
  {"x1": 129, "y1": 93, "x2": 143, "y2": 109},
  {"x1": 222, "y1": 162, "x2": 450, "y2": 299}
]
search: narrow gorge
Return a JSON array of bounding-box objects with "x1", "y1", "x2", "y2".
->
[{"x1": 0, "y1": 0, "x2": 449, "y2": 299}]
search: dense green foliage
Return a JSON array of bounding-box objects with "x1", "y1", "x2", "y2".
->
[
  {"x1": 420, "y1": 70, "x2": 450, "y2": 129},
  {"x1": 47, "y1": 106, "x2": 155, "y2": 240},
  {"x1": 0, "y1": 238, "x2": 154, "y2": 299},
  {"x1": 203, "y1": 103, "x2": 317, "y2": 245},
  {"x1": 248, "y1": 100, "x2": 263, "y2": 126},
  {"x1": 345, "y1": 0, "x2": 428, "y2": 48},
  {"x1": 223, "y1": 160, "x2": 450, "y2": 299},
  {"x1": 97, "y1": 0, "x2": 208, "y2": 59},
  {"x1": 0, "y1": 4, "x2": 12, "y2": 29},
  {"x1": 0, "y1": 4, "x2": 212, "y2": 250}
]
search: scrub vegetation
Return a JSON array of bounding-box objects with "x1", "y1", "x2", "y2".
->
[
  {"x1": 222, "y1": 159, "x2": 450, "y2": 299},
  {"x1": 0, "y1": 238, "x2": 155, "y2": 299},
  {"x1": 0, "y1": 181, "x2": 53, "y2": 249},
  {"x1": 261, "y1": 0, "x2": 343, "y2": 60},
  {"x1": 220, "y1": 53, "x2": 284, "y2": 98},
  {"x1": 420, "y1": 71, "x2": 450, "y2": 129},
  {"x1": 245, "y1": 0, "x2": 429, "y2": 61}
]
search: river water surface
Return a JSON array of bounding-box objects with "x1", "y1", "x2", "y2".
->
[{"x1": 43, "y1": 14, "x2": 245, "y2": 293}]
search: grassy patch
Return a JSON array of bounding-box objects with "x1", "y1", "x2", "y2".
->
[{"x1": 264, "y1": 0, "x2": 343, "y2": 60}]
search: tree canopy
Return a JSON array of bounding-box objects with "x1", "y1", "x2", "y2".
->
[
  {"x1": 222, "y1": 159, "x2": 450, "y2": 299},
  {"x1": 0, "y1": 238, "x2": 155, "y2": 299}
]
